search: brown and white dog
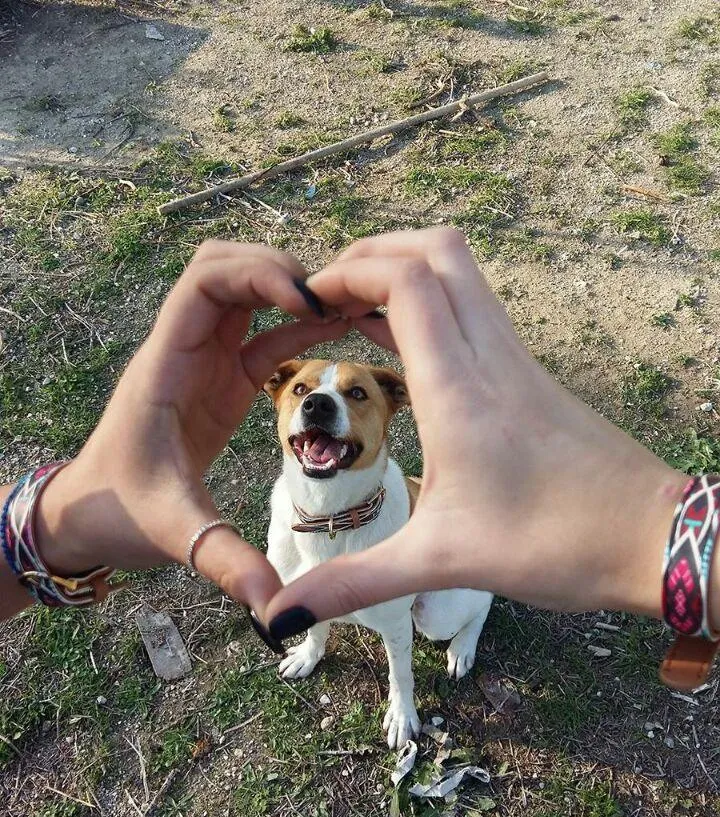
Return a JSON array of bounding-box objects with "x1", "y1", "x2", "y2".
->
[{"x1": 264, "y1": 359, "x2": 493, "y2": 749}]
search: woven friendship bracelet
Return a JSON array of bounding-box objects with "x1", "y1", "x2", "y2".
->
[
  {"x1": 662, "y1": 475, "x2": 720, "y2": 641},
  {"x1": 1, "y1": 462, "x2": 122, "y2": 607}
]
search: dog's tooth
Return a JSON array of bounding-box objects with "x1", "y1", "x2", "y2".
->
[
  {"x1": 340, "y1": 444, "x2": 348, "y2": 459},
  {"x1": 303, "y1": 439, "x2": 310, "y2": 454}
]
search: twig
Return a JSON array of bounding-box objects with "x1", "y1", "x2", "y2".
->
[
  {"x1": 651, "y1": 87, "x2": 680, "y2": 108},
  {"x1": 158, "y1": 71, "x2": 550, "y2": 215},
  {"x1": 145, "y1": 768, "x2": 179, "y2": 817},
  {"x1": 620, "y1": 184, "x2": 670, "y2": 203},
  {"x1": 125, "y1": 736, "x2": 150, "y2": 804},
  {"x1": 125, "y1": 790, "x2": 144, "y2": 817},
  {"x1": 222, "y1": 710, "x2": 263, "y2": 737},
  {"x1": 45, "y1": 786, "x2": 97, "y2": 810}
]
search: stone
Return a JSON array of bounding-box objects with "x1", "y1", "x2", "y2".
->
[{"x1": 135, "y1": 606, "x2": 192, "y2": 681}]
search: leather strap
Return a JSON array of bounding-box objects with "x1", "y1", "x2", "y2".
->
[
  {"x1": 660, "y1": 634, "x2": 720, "y2": 691},
  {"x1": 292, "y1": 487, "x2": 386, "y2": 538}
]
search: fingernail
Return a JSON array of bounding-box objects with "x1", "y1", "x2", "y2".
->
[
  {"x1": 246, "y1": 607, "x2": 286, "y2": 655},
  {"x1": 363, "y1": 309, "x2": 386, "y2": 319},
  {"x1": 269, "y1": 606, "x2": 317, "y2": 641},
  {"x1": 293, "y1": 278, "x2": 325, "y2": 318}
]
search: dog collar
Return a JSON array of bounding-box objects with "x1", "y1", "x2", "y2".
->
[{"x1": 292, "y1": 487, "x2": 386, "y2": 540}]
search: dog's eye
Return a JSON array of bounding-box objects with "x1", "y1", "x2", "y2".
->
[
  {"x1": 293, "y1": 383, "x2": 307, "y2": 396},
  {"x1": 349, "y1": 386, "x2": 367, "y2": 401}
]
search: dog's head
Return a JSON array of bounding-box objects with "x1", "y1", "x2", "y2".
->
[{"x1": 264, "y1": 359, "x2": 409, "y2": 479}]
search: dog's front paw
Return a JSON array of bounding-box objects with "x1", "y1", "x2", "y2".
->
[
  {"x1": 383, "y1": 699, "x2": 420, "y2": 750},
  {"x1": 278, "y1": 642, "x2": 324, "y2": 679}
]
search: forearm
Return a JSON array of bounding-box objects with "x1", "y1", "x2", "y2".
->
[{"x1": 0, "y1": 483, "x2": 34, "y2": 620}]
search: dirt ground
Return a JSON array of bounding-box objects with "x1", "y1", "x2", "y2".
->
[{"x1": 1, "y1": 0, "x2": 720, "y2": 815}]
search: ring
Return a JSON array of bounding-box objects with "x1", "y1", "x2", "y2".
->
[{"x1": 185, "y1": 519, "x2": 236, "y2": 571}]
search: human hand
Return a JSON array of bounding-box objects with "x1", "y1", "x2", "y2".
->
[
  {"x1": 36, "y1": 241, "x2": 347, "y2": 616},
  {"x1": 265, "y1": 227, "x2": 691, "y2": 636}
]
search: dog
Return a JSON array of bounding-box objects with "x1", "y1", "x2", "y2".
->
[{"x1": 263, "y1": 359, "x2": 493, "y2": 749}]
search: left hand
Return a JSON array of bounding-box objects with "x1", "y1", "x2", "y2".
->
[{"x1": 37, "y1": 241, "x2": 348, "y2": 615}]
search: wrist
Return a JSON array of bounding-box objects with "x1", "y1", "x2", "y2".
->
[
  {"x1": 601, "y1": 462, "x2": 688, "y2": 621},
  {"x1": 35, "y1": 461, "x2": 101, "y2": 576}
]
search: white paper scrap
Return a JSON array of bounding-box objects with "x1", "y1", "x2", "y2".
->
[
  {"x1": 391, "y1": 740, "x2": 418, "y2": 786},
  {"x1": 408, "y1": 765, "x2": 490, "y2": 798}
]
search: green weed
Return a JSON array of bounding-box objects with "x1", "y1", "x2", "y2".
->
[
  {"x1": 274, "y1": 111, "x2": 307, "y2": 129},
  {"x1": 649, "y1": 312, "x2": 675, "y2": 330},
  {"x1": 212, "y1": 105, "x2": 235, "y2": 132}
]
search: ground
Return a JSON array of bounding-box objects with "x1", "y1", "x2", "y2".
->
[{"x1": 1, "y1": 0, "x2": 720, "y2": 815}]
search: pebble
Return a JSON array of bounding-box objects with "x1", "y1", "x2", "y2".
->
[
  {"x1": 320, "y1": 715, "x2": 335, "y2": 730},
  {"x1": 145, "y1": 24, "x2": 165, "y2": 41},
  {"x1": 587, "y1": 645, "x2": 612, "y2": 657},
  {"x1": 96, "y1": 695, "x2": 107, "y2": 705},
  {"x1": 319, "y1": 693, "x2": 331, "y2": 706},
  {"x1": 664, "y1": 737, "x2": 675, "y2": 748},
  {"x1": 699, "y1": 402, "x2": 714, "y2": 413}
]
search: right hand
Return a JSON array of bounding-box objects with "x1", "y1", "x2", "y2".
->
[{"x1": 265, "y1": 227, "x2": 688, "y2": 635}]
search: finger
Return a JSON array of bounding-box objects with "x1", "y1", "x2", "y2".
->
[
  {"x1": 192, "y1": 526, "x2": 283, "y2": 618},
  {"x1": 338, "y1": 227, "x2": 512, "y2": 348},
  {"x1": 307, "y1": 256, "x2": 465, "y2": 377},
  {"x1": 154, "y1": 245, "x2": 319, "y2": 353},
  {"x1": 264, "y1": 522, "x2": 442, "y2": 634},
  {"x1": 240, "y1": 318, "x2": 350, "y2": 389}
]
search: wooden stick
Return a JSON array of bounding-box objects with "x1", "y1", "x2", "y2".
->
[{"x1": 158, "y1": 71, "x2": 550, "y2": 215}]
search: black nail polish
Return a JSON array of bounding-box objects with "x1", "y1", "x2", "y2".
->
[
  {"x1": 363, "y1": 309, "x2": 386, "y2": 319},
  {"x1": 269, "y1": 606, "x2": 317, "y2": 641},
  {"x1": 293, "y1": 278, "x2": 325, "y2": 318},
  {"x1": 246, "y1": 607, "x2": 286, "y2": 655}
]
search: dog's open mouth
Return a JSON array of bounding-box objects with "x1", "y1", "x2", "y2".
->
[{"x1": 289, "y1": 428, "x2": 362, "y2": 478}]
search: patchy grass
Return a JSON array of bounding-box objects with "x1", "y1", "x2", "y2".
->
[
  {"x1": 611, "y1": 209, "x2": 670, "y2": 245},
  {"x1": 286, "y1": 24, "x2": 338, "y2": 54},
  {"x1": 615, "y1": 86, "x2": 655, "y2": 128},
  {"x1": 4, "y1": 4, "x2": 720, "y2": 816},
  {"x1": 653, "y1": 122, "x2": 696, "y2": 156},
  {"x1": 622, "y1": 361, "x2": 672, "y2": 420},
  {"x1": 677, "y1": 14, "x2": 720, "y2": 45}
]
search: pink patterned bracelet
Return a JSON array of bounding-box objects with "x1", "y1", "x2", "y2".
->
[{"x1": 662, "y1": 475, "x2": 720, "y2": 641}]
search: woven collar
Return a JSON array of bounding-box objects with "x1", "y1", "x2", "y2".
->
[{"x1": 292, "y1": 487, "x2": 386, "y2": 539}]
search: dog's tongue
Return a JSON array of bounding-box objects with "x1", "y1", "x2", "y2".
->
[{"x1": 309, "y1": 433, "x2": 344, "y2": 463}]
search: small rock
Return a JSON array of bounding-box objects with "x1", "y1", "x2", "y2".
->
[
  {"x1": 699, "y1": 402, "x2": 714, "y2": 413},
  {"x1": 647, "y1": 730, "x2": 655, "y2": 739},
  {"x1": 319, "y1": 693, "x2": 331, "y2": 706},
  {"x1": 320, "y1": 715, "x2": 335, "y2": 731},
  {"x1": 96, "y1": 695, "x2": 107, "y2": 706},
  {"x1": 587, "y1": 645, "x2": 612, "y2": 658},
  {"x1": 664, "y1": 736, "x2": 675, "y2": 748},
  {"x1": 145, "y1": 24, "x2": 165, "y2": 40}
]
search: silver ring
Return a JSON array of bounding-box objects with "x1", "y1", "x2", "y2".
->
[{"x1": 185, "y1": 519, "x2": 236, "y2": 571}]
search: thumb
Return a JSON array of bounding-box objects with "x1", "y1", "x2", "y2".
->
[
  {"x1": 264, "y1": 522, "x2": 434, "y2": 641},
  {"x1": 192, "y1": 526, "x2": 283, "y2": 619}
]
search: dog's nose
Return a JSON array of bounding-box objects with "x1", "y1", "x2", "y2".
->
[{"x1": 302, "y1": 392, "x2": 336, "y2": 424}]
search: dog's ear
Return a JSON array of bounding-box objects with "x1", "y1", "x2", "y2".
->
[
  {"x1": 263, "y1": 360, "x2": 305, "y2": 404},
  {"x1": 369, "y1": 367, "x2": 409, "y2": 415}
]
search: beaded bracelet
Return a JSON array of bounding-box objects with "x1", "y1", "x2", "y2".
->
[
  {"x1": 1, "y1": 463, "x2": 122, "y2": 607},
  {"x1": 660, "y1": 475, "x2": 720, "y2": 690}
]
